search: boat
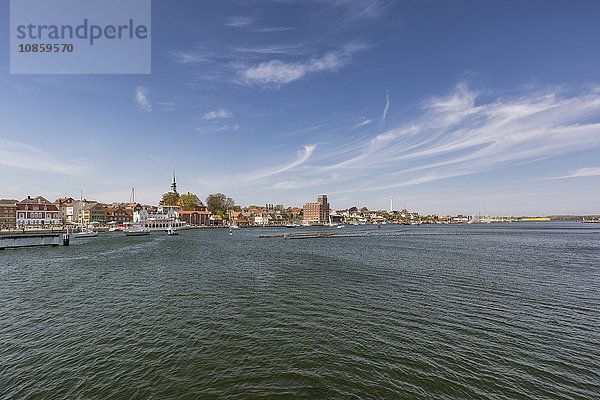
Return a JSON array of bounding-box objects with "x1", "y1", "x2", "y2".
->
[
  {"x1": 73, "y1": 228, "x2": 98, "y2": 238},
  {"x1": 336, "y1": 225, "x2": 345, "y2": 229},
  {"x1": 230, "y1": 224, "x2": 240, "y2": 229},
  {"x1": 124, "y1": 225, "x2": 150, "y2": 236},
  {"x1": 166, "y1": 223, "x2": 178, "y2": 236},
  {"x1": 285, "y1": 222, "x2": 298, "y2": 228},
  {"x1": 74, "y1": 191, "x2": 98, "y2": 238}
]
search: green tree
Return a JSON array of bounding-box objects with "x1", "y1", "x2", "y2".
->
[
  {"x1": 161, "y1": 192, "x2": 180, "y2": 206},
  {"x1": 206, "y1": 193, "x2": 235, "y2": 215},
  {"x1": 180, "y1": 193, "x2": 198, "y2": 211}
]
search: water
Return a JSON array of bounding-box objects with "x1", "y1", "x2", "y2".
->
[{"x1": 1, "y1": 222, "x2": 599, "y2": 399}]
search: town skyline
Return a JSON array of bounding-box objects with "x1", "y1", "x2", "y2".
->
[{"x1": 2, "y1": 1, "x2": 600, "y2": 215}]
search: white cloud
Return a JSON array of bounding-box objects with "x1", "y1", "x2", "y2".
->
[
  {"x1": 240, "y1": 43, "x2": 368, "y2": 86},
  {"x1": 247, "y1": 144, "x2": 317, "y2": 180},
  {"x1": 225, "y1": 16, "x2": 256, "y2": 28},
  {"x1": 355, "y1": 117, "x2": 373, "y2": 128},
  {"x1": 234, "y1": 43, "x2": 307, "y2": 56},
  {"x1": 250, "y1": 84, "x2": 600, "y2": 193},
  {"x1": 550, "y1": 167, "x2": 600, "y2": 179},
  {"x1": 382, "y1": 89, "x2": 390, "y2": 124},
  {"x1": 170, "y1": 50, "x2": 206, "y2": 65},
  {"x1": 135, "y1": 86, "x2": 151, "y2": 112},
  {"x1": 196, "y1": 123, "x2": 239, "y2": 134},
  {"x1": 215, "y1": 123, "x2": 240, "y2": 132},
  {"x1": 203, "y1": 109, "x2": 233, "y2": 120},
  {"x1": 158, "y1": 102, "x2": 177, "y2": 112},
  {"x1": 0, "y1": 139, "x2": 81, "y2": 174}
]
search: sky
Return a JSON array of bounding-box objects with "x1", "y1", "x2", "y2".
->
[{"x1": 1, "y1": 0, "x2": 600, "y2": 215}]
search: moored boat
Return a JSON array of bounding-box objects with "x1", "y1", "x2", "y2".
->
[{"x1": 124, "y1": 225, "x2": 150, "y2": 236}]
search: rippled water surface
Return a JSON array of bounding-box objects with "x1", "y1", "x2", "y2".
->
[{"x1": 1, "y1": 222, "x2": 599, "y2": 399}]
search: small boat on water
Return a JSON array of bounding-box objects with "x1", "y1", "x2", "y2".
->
[
  {"x1": 73, "y1": 228, "x2": 98, "y2": 238},
  {"x1": 124, "y1": 226, "x2": 150, "y2": 236},
  {"x1": 285, "y1": 222, "x2": 299, "y2": 228},
  {"x1": 336, "y1": 225, "x2": 345, "y2": 229},
  {"x1": 166, "y1": 224, "x2": 178, "y2": 236}
]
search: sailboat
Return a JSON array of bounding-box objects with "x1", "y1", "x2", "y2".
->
[
  {"x1": 123, "y1": 188, "x2": 150, "y2": 236},
  {"x1": 73, "y1": 190, "x2": 98, "y2": 238}
]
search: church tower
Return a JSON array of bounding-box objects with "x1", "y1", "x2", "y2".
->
[{"x1": 170, "y1": 172, "x2": 178, "y2": 195}]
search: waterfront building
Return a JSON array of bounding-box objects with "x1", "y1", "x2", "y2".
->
[
  {"x1": 0, "y1": 199, "x2": 18, "y2": 230},
  {"x1": 158, "y1": 204, "x2": 182, "y2": 214},
  {"x1": 130, "y1": 203, "x2": 144, "y2": 213},
  {"x1": 54, "y1": 197, "x2": 74, "y2": 223},
  {"x1": 80, "y1": 202, "x2": 108, "y2": 225},
  {"x1": 16, "y1": 196, "x2": 61, "y2": 228},
  {"x1": 175, "y1": 210, "x2": 210, "y2": 226},
  {"x1": 228, "y1": 210, "x2": 250, "y2": 227},
  {"x1": 303, "y1": 195, "x2": 331, "y2": 224},
  {"x1": 210, "y1": 214, "x2": 223, "y2": 226},
  {"x1": 250, "y1": 209, "x2": 270, "y2": 226},
  {"x1": 106, "y1": 206, "x2": 132, "y2": 224}
]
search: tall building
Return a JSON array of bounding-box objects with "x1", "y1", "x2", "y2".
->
[{"x1": 303, "y1": 195, "x2": 331, "y2": 224}]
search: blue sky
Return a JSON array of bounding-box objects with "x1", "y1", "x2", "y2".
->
[{"x1": 1, "y1": 0, "x2": 600, "y2": 215}]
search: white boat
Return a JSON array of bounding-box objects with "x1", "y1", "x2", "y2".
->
[
  {"x1": 336, "y1": 225, "x2": 345, "y2": 229},
  {"x1": 230, "y1": 224, "x2": 240, "y2": 229},
  {"x1": 74, "y1": 191, "x2": 98, "y2": 238},
  {"x1": 73, "y1": 228, "x2": 98, "y2": 238},
  {"x1": 285, "y1": 222, "x2": 298, "y2": 228},
  {"x1": 166, "y1": 223, "x2": 178, "y2": 236},
  {"x1": 124, "y1": 226, "x2": 150, "y2": 236}
]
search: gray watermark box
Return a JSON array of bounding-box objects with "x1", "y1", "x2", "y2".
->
[{"x1": 10, "y1": 0, "x2": 151, "y2": 74}]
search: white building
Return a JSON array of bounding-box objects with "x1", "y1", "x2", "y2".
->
[{"x1": 16, "y1": 196, "x2": 61, "y2": 227}]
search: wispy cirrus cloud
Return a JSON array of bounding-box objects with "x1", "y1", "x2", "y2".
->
[
  {"x1": 203, "y1": 109, "x2": 233, "y2": 120},
  {"x1": 135, "y1": 86, "x2": 151, "y2": 112},
  {"x1": 325, "y1": 0, "x2": 387, "y2": 20},
  {"x1": 239, "y1": 42, "x2": 368, "y2": 86},
  {"x1": 225, "y1": 16, "x2": 256, "y2": 28},
  {"x1": 247, "y1": 144, "x2": 317, "y2": 181},
  {"x1": 355, "y1": 117, "x2": 373, "y2": 128},
  {"x1": 157, "y1": 102, "x2": 177, "y2": 112},
  {"x1": 382, "y1": 89, "x2": 390, "y2": 124},
  {"x1": 225, "y1": 15, "x2": 292, "y2": 32},
  {"x1": 215, "y1": 123, "x2": 240, "y2": 132},
  {"x1": 169, "y1": 50, "x2": 206, "y2": 65},
  {"x1": 242, "y1": 84, "x2": 600, "y2": 194},
  {"x1": 0, "y1": 139, "x2": 81, "y2": 174},
  {"x1": 549, "y1": 167, "x2": 600, "y2": 179},
  {"x1": 234, "y1": 43, "x2": 308, "y2": 56}
]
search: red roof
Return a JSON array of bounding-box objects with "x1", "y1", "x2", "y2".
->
[{"x1": 16, "y1": 204, "x2": 58, "y2": 211}]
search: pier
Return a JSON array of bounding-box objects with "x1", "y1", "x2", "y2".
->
[{"x1": 0, "y1": 233, "x2": 70, "y2": 250}]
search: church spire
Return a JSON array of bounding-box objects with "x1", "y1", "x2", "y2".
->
[{"x1": 171, "y1": 172, "x2": 178, "y2": 194}]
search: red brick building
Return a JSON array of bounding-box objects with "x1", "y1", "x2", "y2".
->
[
  {"x1": 303, "y1": 195, "x2": 330, "y2": 224},
  {"x1": 0, "y1": 199, "x2": 18, "y2": 230},
  {"x1": 106, "y1": 207, "x2": 133, "y2": 224}
]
